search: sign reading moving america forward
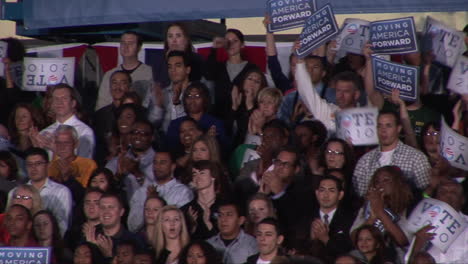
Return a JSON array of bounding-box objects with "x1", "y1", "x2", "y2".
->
[
  {"x1": 335, "y1": 107, "x2": 379, "y2": 146},
  {"x1": 22, "y1": 57, "x2": 75, "y2": 91},
  {"x1": 0, "y1": 247, "x2": 51, "y2": 264},
  {"x1": 267, "y1": 0, "x2": 317, "y2": 32},
  {"x1": 440, "y1": 117, "x2": 468, "y2": 171},
  {"x1": 295, "y1": 4, "x2": 339, "y2": 59},
  {"x1": 370, "y1": 17, "x2": 418, "y2": 54},
  {"x1": 372, "y1": 55, "x2": 419, "y2": 102}
]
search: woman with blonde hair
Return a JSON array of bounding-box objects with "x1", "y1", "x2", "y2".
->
[
  {"x1": 245, "y1": 193, "x2": 276, "y2": 236},
  {"x1": 152, "y1": 205, "x2": 190, "y2": 264},
  {"x1": 248, "y1": 87, "x2": 283, "y2": 136}
]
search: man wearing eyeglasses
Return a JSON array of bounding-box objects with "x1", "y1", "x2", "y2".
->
[
  {"x1": 105, "y1": 120, "x2": 156, "y2": 201},
  {"x1": 23, "y1": 147, "x2": 72, "y2": 237}
]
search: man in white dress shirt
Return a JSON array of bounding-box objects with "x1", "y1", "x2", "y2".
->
[
  {"x1": 127, "y1": 150, "x2": 193, "y2": 232},
  {"x1": 35, "y1": 83, "x2": 95, "y2": 158},
  {"x1": 22, "y1": 147, "x2": 72, "y2": 237}
]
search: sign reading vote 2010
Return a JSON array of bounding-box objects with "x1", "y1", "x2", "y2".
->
[
  {"x1": 440, "y1": 118, "x2": 468, "y2": 172},
  {"x1": 370, "y1": 17, "x2": 418, "y2": 54},
  {"x1": 372, "y1": 55, "x2": 419, "y2": 102},
  {"x1": 22, "y1": 57, "x2": 75, "y2": 92},
  {"x1": 336, "y1": 107, "x2": 379, "y2": 146},
  {"x1": 0, "y1": 247, "x2": 51, "y2": 264},
  {"x1": 295, "y1": 4, "x2": 338, "y2": 59},
  {"x1": 267, "y1": 0, "x2": 316, "y2": 32}
]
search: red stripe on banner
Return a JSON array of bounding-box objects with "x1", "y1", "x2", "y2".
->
[
  {"x1": 198, "y1": 46, "x2": 266, "y2": 72},
  {"x1": 94, "y1": 46, "x2": 119, "y2": 73},
  {"x1": 63, "y1": 45, "x2": 88, "y2": 65}
]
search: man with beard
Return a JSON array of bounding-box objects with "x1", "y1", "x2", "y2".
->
[{"x1": 127, "y1": 150, "x2": 192, "y2": 232}]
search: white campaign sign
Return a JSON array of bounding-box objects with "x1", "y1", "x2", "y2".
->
[
  {"x1": 447, "y1": 56, "x2": 468, "y2": 95},
  {"x1": 334, "y1": 18, "x2": 370, "y2": 55},
  {"x1": 407, "y1": 198, "x2": 467, "y2": 253},
  {"x1": 335, "y1": 107, "x2": 379, "y2": 146},
  {"x1": 0, "y1": 41, "x2": 7, "y2": 78},
  {"x1": 241, "y1": 148, "x2": 260, "y2": 169},
  {"x1": 440, "y1": 118, "x2": 468, "y2": 171},
  {"x1": 22, "y1": 57, "x2": 75, "y2": 91},
  {"x1": 244, "y1": 133, "x2": 262, "y2": 146},
  {"x1": 424, "y1": 16, "x2": 465, "y2": 68}
]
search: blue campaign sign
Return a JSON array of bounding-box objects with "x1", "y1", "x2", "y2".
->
[
  {"x1": 372, "y1": 56, "x2": 419, "y2": 101},
  {"x1": 267, "y1": 0, "x2": 317, "y2": 32},
  {"x1": 295, "y1": 4, "x2": 339, "y2": 58},
  {"x1": 369, "y1": 17, "x2": 418, "y2": 54},
  {"x1": 0, "y1": 247, "x2": 51, "y2": 263}
]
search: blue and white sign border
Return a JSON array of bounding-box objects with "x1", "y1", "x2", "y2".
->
[
  {"x1": 370, "y1": 16, "x2": 418, "y2": 55},
  {"x1": 266, "y1": 0, "x2": 317, "y2": 32}
]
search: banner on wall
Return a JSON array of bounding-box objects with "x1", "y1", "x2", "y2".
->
[
  {"x1": 369, "y1": 17, "x2": 418, "y2": 54},
  {"x1": 407, "y1": 198, "x2": 467, "y2": 253},
  {"x1": 295, "y1": 4, "x2": 339, "y2": 58},
  {"x1": 334, "y1": 18, "x2": 370, "y2": 55},
  {"x1": 22, "y1": 57, "x2": 75, "y2": 91},
  {"x1": 0, "y1": 41, "x2": 7, "y2": 78},
  {"x1": 267, "y1": 0, "x2": 317, "y2": 32},
  {"x1": 335, "y1": 107, "x2": 379, "y2": 146},
  {"x1": 423, "y1": 16, "x2": 465, "y2": 68},
  {"x1": 440, "y1": 117, "x2": 468, "y2": 171},
  {"x1": 372, "y1": 55, "x2": 419, "y2": 101},
  {"x1": 447, "y1": 56, "x2": 468, "y2": 95}
]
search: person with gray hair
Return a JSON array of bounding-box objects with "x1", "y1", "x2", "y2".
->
[{"x1": 48, "y1": 125, "x2": 97, "y2": 195}]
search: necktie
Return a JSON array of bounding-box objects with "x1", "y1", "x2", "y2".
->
[{"x1": 323, "y1": 214, "x2": 329, "y2": 227}]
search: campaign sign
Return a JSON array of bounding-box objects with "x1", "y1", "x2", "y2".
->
[
  {"x1": 0, "y1": 247, "x2": 51, "y2": 263},
  {"x1": 295, "y1": 4, "x2": 339, "y2": 59},
  {"x1": 440, "y1": 117, "x2": 468, "y2": 171},
  {"x1": 267, "y1": 0, "x2": 317, "y2": 32},
  {"x1": 369, "y1": 17, "x2": 418, "y2": 54},
  {"x1": 22, "y1": 57, "x2": 75, "y2": 91},
  {"x1": 244, "y1": 133, "x2": 262, "y2": 146},
  {"x1": 424, "y1": 16, "x2": 465, "y2": 68},
  {"x1": 447, "y1": 56, "x2": 468, "y2": 95},
  {"x1": 372, "y1": 55, "x2": 419, "y2": 102},
  {"x1": 407, "y1": 198, "x2": 467, "y2": 253},
  {"x1": 335, "y1": 107, "x2": 379, "y2": 146},
  {"x1": 334, "y1": 18, "x2": 370, "y2": 55},
  {"x1": 0, "y1": 41, "x2": 7, "y2": 78},
  {"x1": 241, "y1": 148, "x2": 261, "y2": 169}
]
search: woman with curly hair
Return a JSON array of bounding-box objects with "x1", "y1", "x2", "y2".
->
[
  {"x1": 349, "y1": 225, "x2": 394, "y2": 264},
  {"x1": 351, "y1": 166, "x2": 413, "y2": 262},
  {"x1": 179, "y1": 240, "x2": 223, "y2": 264},
  {"x1": 152, "y1": 205, "x2": 190, "y2": 264}
]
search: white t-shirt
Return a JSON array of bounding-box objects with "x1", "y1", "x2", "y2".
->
[
  {"x1": 257, "y1": 258, "x2": 271, "y2": 264},
  {"x1": 379, "y1": 148, "x2": 395, "y2": 166}
]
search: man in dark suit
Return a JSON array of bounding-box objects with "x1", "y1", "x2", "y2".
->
[
  {"x1": 245, "y1": 217, "x2": 284, "y2": 264},
  {"x1": 308, "y1": 175, "x2": 356, "y2": 262}
]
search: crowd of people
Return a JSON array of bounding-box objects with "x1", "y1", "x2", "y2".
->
[{"x1": 0, "y1": 18, "x2": 467, "y2": 264}]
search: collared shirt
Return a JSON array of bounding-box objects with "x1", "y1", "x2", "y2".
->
[
  {"x1": 40, "y1": 115, "x2": 95, "y2": 159},
  {"x1": 106, "y1": 148, "x2": 156, "y2": 201},
  {"x1": 207, "y1": 230, "x2": 258, "y2": 264},
  {"x1": 48, "y1": 156, "x2": 97, "y2": 187},
  {"x1": 320, "y1": 208, "x2": 337, "y2": 224},
  {"x1": 22, "y1": 178, "x2": 72, "y2": 237},
  {"x1": 353, "y1": 141, "x2": 431, "y2": 197},
  {"x1": 160, "y1": 82, "x2": 187, "y2": 132},
  {"x1": 127, "y1": 177, "x2": 193, "y2": 232}
]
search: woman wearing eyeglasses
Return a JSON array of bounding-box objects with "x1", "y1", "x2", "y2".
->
[{"x1": 0, "y1": 184, "x2": 43, "y2": 245}]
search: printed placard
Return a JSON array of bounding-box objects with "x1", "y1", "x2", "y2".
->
[
  {"x1": 334, "y1": 18, "x2": 370, "y2": 55},
  {"x1": 447, "y1": 56, "x2": 468, "y2": 95},
  {"x1": 22, "y1": 57, "x2": 75, "y2": 91},
  {"x1": 407, "y1": 198, "x2": 467, "y2": 253},
  {"x1": 241, "y1": 148, "x2": 261, "y2": 169},
  {"x1": 440, "y1": 117, "x2": 468, "y2": 171},
  {"x1": 295, "y1": 4, "x2": 339, "y2": 59},
  {"x1": 244, "y1": 133, "x2": 262, "y2": 146},
  {"x1": 335, "y1": 107, "x2": 379, "y2": 146},
  {"x1": 424, "y1": 16, "x2": 465, "y2": 68},
  {"x1": 369, "y1": 17, "x2": 418, "y2": 54},
  {"x1": 372, "y1": 55, "x2": 419, "y2": 101},
  {"x1": 0, "y1": 247, "x2": 51, "y2": 263},
  {"x1": 0, "y1": 41, "x2": 7, "y2": 77},
  {"x1": 267, "y1": 0, "x2": 317, "y2": 32}
]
